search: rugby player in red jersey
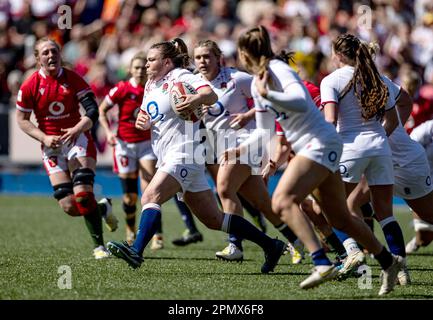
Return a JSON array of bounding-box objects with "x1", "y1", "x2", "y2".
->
[{"x1": 16, "y1": 38, "x2": 118, "y2": 259}]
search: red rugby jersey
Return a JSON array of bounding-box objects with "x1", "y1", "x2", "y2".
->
[
  {"x1": 105, "y1": 78, "x2": 150, "y2": 142},
  {"x1": 16, "y1": 68, "x2": 92, "y2": 135}
]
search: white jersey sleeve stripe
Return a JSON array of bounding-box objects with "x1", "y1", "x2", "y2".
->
[
  {"x1": 76, "y1": 88, "x2": 92, "y2": 99},
  {"x1": 16, "y1": 105, "x2": 32, "y2": 112},
  {"x1": 105, "y1": 96, "x2": 114, "y2": 106}
]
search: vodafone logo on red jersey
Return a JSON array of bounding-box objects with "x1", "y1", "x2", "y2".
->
[{"x1": 48, "y1": 101, "x2": 65, "y2": 116}]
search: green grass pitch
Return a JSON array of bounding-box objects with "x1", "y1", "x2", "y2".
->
[{"x1": 1, "y1": 195, "x2": 433, "y2": 300}]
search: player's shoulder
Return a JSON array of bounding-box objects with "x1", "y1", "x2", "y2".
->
[
  {"x1": 322, "y1": 67, "x2": 348, "y2": 84},
  {"x1": 63, "y1": 67, "x2": 82, "y2": 78},
  {"x1": 115, "y1": 80, "x2": 130, "y2": 91},
  {"x1": 63, "y1": 67, "x2": 90, "y2": 84},
  {"x1": 269, "y1": 58, "x2": 288, "y2": 68},
  {"x1": 107, "y1": 81, "x2": 127, "y2": 98},
  {"x1": 228, "y1": 67, "x2": 252, "y2": 82},
  {"x1": 268, "y1": 59, "x2": 298, "y2": 79},
  {"x1": 173, "y1": 67, "x2": 194, "y2": 78}
]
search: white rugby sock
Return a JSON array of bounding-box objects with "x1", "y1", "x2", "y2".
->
[{"x1": 342, "y1": 237, "x2": 361, "y2": 255}]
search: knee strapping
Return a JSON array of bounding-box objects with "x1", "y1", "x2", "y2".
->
[
  {"x1": 53, "y1": 183, "x2": 74, "y2": 200},
  {"x1": 122, "y1": 202, "x2": 137, "y2": 214},
  {"x1": 72, "y1": 168, "x2": 95, "y2": 187},
  {"x1": 75, "y1": 191, "x2": 97, "y2": 216},
  {"x1": 120, "y1": 178, "x2": 138, "y2": 194},
  {"x1": 414, "y1": 219, "x2": 433, "y2": 232},
  {"x1": 361, "y1": 202, "x2": 374, "y2": 218}
]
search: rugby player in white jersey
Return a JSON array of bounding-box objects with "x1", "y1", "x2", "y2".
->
[
  {"x1": 344, "y1": 74, "x2": 433, "y2": 285},
  {"x1": 107, "y1": 38, "x2": 286, "y2": 274},
  {"x1": 225, "y1": 26, "x2": 403, "y2": 294},
  {"x1": 407, "y1": 120, "x2": 433, "y2": 252},
  {"x1": 321, "y1": 34, "x2": 407, "y2": 287},
  {"x1": 193, "y1": 40, "x2": 300, "y2": 262}
]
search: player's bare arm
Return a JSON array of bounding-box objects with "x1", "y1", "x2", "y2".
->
[
  {"x1": 382, "y1": 106, "x2": 399, "y2": 137},
  {"x1": 175, "y1": 86, "x2": 217, "y2": 113},
  {"x1": 323, "y1": 102, "x2": 338, "y2": 126},
  {"x1": 98, "y1": 99, "x2": 117, "y2": 146},
  {"x1": 61, "y1": 92, "x2": 99, "y2": 145},
  {"x1": 395, "y1": 88, "x2": 413, "y2": 125},
  {"x1": 16, "y1": 109, "x2": 61, "y2": 148},
  {"x1": 229, "y1": 108, "x2": 256, "y2": 129},
  {"x1": 262, "y1": 136, "x2": 292, "y2": 181}
]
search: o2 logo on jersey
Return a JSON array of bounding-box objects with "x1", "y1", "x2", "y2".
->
[
  {"x1": 265, "y1": 105, "x2": 288, "y2": 121},
  {"x1": 48, "y1": 101, "x2": 65, "y2": 116},
  {"x1": 207, "y1": 101, "x2": 225, "y2": 117},
  {"x1": 328, "y1": 151, "x2": 337, "y2": 163},
  {"x1": 146, "y1": 101, "x2": 159, "y2": 119},
  {"x1": 426, "y1": 176, "x2": 431, "y2": 186},
  {"x1": 146, "y1": 101, "x2": 164, "y2": 122},
  {"x1": 339, "y1": 164, "x2": 348, "y2": 177},
  {"x1": 180, "y1": 168, "x2": 188, "y2": 179}
]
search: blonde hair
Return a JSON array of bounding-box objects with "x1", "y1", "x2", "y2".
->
[
  {"x1": 333, "y1": 34, "x2": 389, "y2": 121},
  {"x1": 238, "y1": 25, "x2": 296, "y2": 77},
  {"x1": 34, "y1": 37, "x2": 61, "y2": 59},
  {"x1": 130, "y1": 51, "x2": 147, "y2": 66},
  {"x1": 195, "y1": 40, "x2": 223, "y2": 61},
  {"x1": 237, "y1": 25, "x2": 274, "y2": 76}
]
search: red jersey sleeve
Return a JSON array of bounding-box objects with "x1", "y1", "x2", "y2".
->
[
  {"x1": 66, "y1": 69, "x2": 92, "y2": 99},
  {"x1": 16, "y1": 73, "x2": 36, "y2": 113},
  {"x1": 303, "y1": 80, "x2": 321, "y2": 109},
  {"x1": 105, "y1": 81, "x2": 126, "y2": 106}
]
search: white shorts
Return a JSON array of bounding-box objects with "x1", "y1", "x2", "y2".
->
[
  {"x1": 204, "y1": 129, "x2": 264, "y2": 170},
  {"x1": 297, "y1": 135, "x2": 342, "y2": 173},
  {"x1": 113, "y1": 138, "x2": 156, "y2": 174},
  {"x1": 159, "y1": 161, "x2": 210, "y2": 194},
  {"x1": 42, "y1": 131, "x2": 96, "y2": 176},
  {"x1": 394, "y1": 154, "x2": 433, "y2": 199},
  {"x1": 339, "y1": 155, "x2": 394, "y2": 185}
]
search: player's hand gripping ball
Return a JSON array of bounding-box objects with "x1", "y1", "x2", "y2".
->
[{"x1": 169, "y1": 82, "x2": 203, "y2": 122}]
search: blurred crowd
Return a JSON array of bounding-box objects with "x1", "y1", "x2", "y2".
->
[{"x1": 1, "y1": 0, "x2": 433, "y2": 131}]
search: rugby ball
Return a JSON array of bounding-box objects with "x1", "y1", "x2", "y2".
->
[{"x1": 169, "y1": 82, "x2": 203, "y2": 122}]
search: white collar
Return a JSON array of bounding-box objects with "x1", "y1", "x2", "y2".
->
[
  {"x1": 39, "y1": 67, "x2": 63, "y2": 79},
  {"x1": 129, "y1": 78, "x2": 138, "y2": 88}
]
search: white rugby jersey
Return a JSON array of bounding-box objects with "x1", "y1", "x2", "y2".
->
[
  {"x1": 141, "y1": 68, "x2": 209, "y2": 167},
  {"x1": 410, "y1": 120, "x2": 433, "y2": 171},
  {"x1": 250, "y1": 59, "x2": 338, "y2": 154},
  {"x1": 383, "y1": 76, "x2": 426, "y2": 167},
  {"x1": 320, "y1": 65, "x2": 396, "y2": 161},
  {"x1": 200, "y1": 67, "x2": 255, "y2": 131}
]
